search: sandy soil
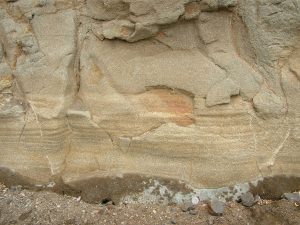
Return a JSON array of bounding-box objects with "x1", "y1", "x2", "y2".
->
[{"x1": 0, "y1": 184, "x2": 299, "y2": 225}]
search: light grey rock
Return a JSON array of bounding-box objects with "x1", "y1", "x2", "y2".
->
[
  {"x1": 180, "y1": 203, "x2": 195, "y2": 212},
  {"x1": 191, "y1": 196, "x2": 199, "y2": 205},
  {"x1": 208, "y1": 198, "x2": 225, "y2": 216},
  {"x1": 283, "y1": 192, "x2": 300, "y2": 202},
  {"x1": 240, "y1": 192, "x2": 255, "y2": 207}
]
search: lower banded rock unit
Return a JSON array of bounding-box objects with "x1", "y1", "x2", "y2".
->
[{"x1": 0, "y1": 0, "x2": 300, "y2": 202}]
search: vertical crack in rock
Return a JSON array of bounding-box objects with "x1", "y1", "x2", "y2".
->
[{"x1": 266, "y1": 128, "x2": 290, "y2": 168}]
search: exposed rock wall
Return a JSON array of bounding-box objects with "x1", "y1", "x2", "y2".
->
[{"x1": 0, "y1": 0, "x2": 299, "y2": 197}]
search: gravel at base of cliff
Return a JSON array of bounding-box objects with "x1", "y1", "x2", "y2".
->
[{"x1": 0, "y1": 184, "x2": 299, "y2": 225}]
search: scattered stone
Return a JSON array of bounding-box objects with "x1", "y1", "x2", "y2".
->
[
  {"x1": 0, "y1": 183, "x2": 300, "y2": 225},
  {"x1": 18, "y1": 209, "x2": 32, "y2": 221},
  {"x1": 240, "y1": 192, "x2": 256, "y2": 207},
  {"x1": 189, "y1": 210, "x2": 198, "y2": 215},
  {"x1": 9, "y1": 185, "x2": 22, "y2": 193},
  {"x1": 208, "y1": 216, "x2": 215, "y2": 225},
  {"x1": 180, "y1": 203, "x2": 195, "y2": 212},
  {"x1": 65, "y1": 218, "x2": 76, "y2": 225},
  {"x1": 6, "y1": 197, "x2": 12, "y2": 205},
  {"x1": 282, "y1": 192, "x2": 300, "y2": 202},
  {"x1": 208, "y1": 198, "x2": 225, "y2": 216}
]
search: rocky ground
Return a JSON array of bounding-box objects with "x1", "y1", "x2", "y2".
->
[{"x1": 0, "y1": 184, "x2": 299, "y2": 225}]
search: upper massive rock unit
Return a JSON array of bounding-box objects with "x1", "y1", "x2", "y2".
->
[{"x1": 0, "y1": 0, "x2": 299, "y2": 200}]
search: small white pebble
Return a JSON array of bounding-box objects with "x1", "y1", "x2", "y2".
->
[{"x1": 192, "y1": 196, "x2": 199, "y2": 205}]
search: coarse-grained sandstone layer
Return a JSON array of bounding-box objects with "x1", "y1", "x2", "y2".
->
[{"x1": 0, "y1": 0, "x2": 299, "y2": 201}]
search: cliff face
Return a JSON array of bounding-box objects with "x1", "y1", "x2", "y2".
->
[{"x1": 0, "y1": 0, "x2": 299, "y2": 199}]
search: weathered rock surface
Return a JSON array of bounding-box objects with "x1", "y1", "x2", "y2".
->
[
  {"x1": 0, "y1": 0, "x2": 299, "y2": 201},
  {"x1": 208, "y1": 198, "x2": 225, "y2": 216}
]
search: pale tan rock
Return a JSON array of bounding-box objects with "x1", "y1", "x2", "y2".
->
[
  {"x1": 0, "y1": 64, "x2": 13, "y2": 91},
  {"x1": 0, "y1": 74, "x2": 13, "y2": 91},
  {"x1": 102, "y1": 19, "x2": 135, "y2": 40},
  {"x1": 197, "y1": 11, "x2": 263, "y2": 100},
  {"x1": 0, "y1": 0, "x2": 299, "y2": 198},
  {"x1": 102, "y1": 19, "x2": 159, "y2": 42},
  {"x1": 87, "y1": 0, "x2": 129, "y2": 21},
  {"x1": 155, "y1": 21, "x2": 204, "y2": 50},
  {"x1": 206, "y1": 78, "x2": 239, "y2": 107},
  {"x1": 253, "y1": 87, "x2": 287, "y2": 119},
  {"x1": 14, "y1": 9, "x2": 77, "y2": 119},
  {"x1": 183, "y1": 1, "x2": 201, "y2": 20},
  {"x1": 128, "y1": 1, "x2": 152, "y2": 16},
  {"x1": 289, "y1": 51, "x2": 300, "y2": 80}
]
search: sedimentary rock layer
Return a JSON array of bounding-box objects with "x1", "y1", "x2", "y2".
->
[{"x1": 0, "y1": 0, "x2": 299, "y2": 198}]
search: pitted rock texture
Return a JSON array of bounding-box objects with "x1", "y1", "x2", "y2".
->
[{"x1": 0, "y1": 0, "x2": 299, "y2": 197}]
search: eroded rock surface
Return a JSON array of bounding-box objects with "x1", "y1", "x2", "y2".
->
[{"x1": 0, "y1": 0, "x2": 299, "y2": 200}]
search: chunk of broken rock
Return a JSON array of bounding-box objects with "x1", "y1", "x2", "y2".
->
[
  {"x1": 240, "y1": 192, "x2": 258, "y2": 207},
  {"x1": 191, "y1": 196, "x2": 199, "y2": 205},
  {"x1": 102, "y1": 20, "x2": 159, "y2": 42},
  {"x1": 208, "y1": 198, "x2": 225, "y2": 216},
  {"x1": 102, "y1": 19, "x2": 135, "y2": 40},
  {"x1": 253, "y1": 87, "x2": 286, "y2": 119},
  {"x1": 180, "y1": 203, "x2": 195, "y2": 212},
  {"x1": 206, "y1": 78, "x2": 239, "y2": 107},
  {"x1": 282, "y1": 192, "x2": 300, "y2": 202},
  {"x1": 0, "y1": 74, "x2": 13, "y2": 92}
]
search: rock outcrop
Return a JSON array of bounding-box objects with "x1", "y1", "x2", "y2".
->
[{"x1": 0, "y1": 0, "x2": 299, "y2": 201}]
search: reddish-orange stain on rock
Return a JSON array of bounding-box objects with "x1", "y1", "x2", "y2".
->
[
  {"x1": 138, "y1": 89, "x2": 194, "y2": 126},
  {"x1": 120, "y1": 27, "x2": 132, "y2": 37},
  {"x1": 184, "y1": 2, "x2": 200, "y2": 16}
]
